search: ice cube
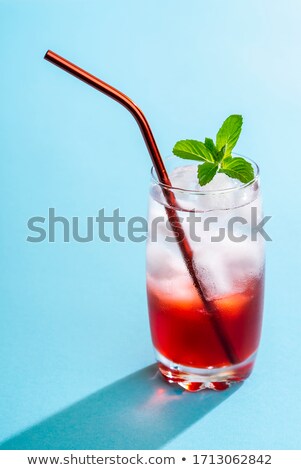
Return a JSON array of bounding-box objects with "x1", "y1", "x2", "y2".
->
[
  {"x1": 192, "y1": 235, "x2": 264, "y2": 300},
  {"x1": 146, "y1": 242, "x2": 186, "y2": 281}
]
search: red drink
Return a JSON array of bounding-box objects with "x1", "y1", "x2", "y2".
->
[
  {"x1": 147, "y1": 274, "x2": 264, "y2": 380},
  {"x1": 147, "y1": 162, "x2": 265, "y2": 391}
]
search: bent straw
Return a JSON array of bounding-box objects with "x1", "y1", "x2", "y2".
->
[{"x1": 44, "y1": 50, "x2": 238, "y2": 364}]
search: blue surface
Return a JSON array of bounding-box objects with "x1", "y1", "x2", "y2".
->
[{"x1": 0, "y1": 0, "x2": 300, "y2": 450}]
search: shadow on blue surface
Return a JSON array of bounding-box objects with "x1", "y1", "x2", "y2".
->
[{"x1": 0, "y1": 364, "x2": 241, "y2": 450}]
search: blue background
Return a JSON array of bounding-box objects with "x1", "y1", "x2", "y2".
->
[{"x1": 0, "y1": 0, "x2": 300, "y2": 450}]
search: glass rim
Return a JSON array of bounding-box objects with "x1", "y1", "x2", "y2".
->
[{"x1": 150, "y1": 154, "x2": 260, "y2": 195}]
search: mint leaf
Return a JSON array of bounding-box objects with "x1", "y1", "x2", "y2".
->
[
  {"x1": 197, "y1": 162, "x2": 218, "y2": 186},
  {"x1": 219, "y1": 157, "x2": 254, "y2": 183},
  {"x1": 173, "y1": 140, "x2": 214, "y2": 163},
  {"x1": 204, "y1": 137, "x2": 217, "y2": 159},
  {"x1": 216, "y1": 144, "x2": 226, "y2": 163},
  {"x1": 216, "y1": 115, "x2": 243, "y2": 157}
]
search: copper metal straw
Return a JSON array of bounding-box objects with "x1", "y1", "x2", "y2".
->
[{"x1": 44, "y1": 50, "x2": 238, "y2": 364}]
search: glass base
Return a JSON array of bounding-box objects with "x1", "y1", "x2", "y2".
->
[{"x1": 155, "y1": 349, "x2": 257, "y2": 392}]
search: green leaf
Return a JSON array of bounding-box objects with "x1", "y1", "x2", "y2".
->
[
  {"x1": 221, "y1": 156, "x2": 232, "y2": 165},
  {"x1": 219, "y1": 157, "x2": 255, "y2": 183},
  {"x1": 216, "y1": 145, "x2": 226, "y2": 163},
  {"x1": 216, "y1": 115, "x2": 243, "y2": 156},
  {"x1": 173, "y1": 140, "x2": 214, "y2": 163},
  {"x1": 204, "y1": 137, "x2": 217, "y2": 159},
  {"x1": 197, "y1": 162, "x2": 218, "y2": 186}
]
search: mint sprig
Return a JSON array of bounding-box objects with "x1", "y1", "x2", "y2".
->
[{"x1": 172, "y1": 115, "x2": 255, "y2": 186}]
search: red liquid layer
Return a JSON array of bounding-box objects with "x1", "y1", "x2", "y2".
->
[{"x1": 147, "y1": 275, "x2": 264, "y2": 369}]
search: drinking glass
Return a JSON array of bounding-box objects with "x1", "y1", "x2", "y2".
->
[{"x1": 146, "y1": 157, "x2": 265, "y2": 391}]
